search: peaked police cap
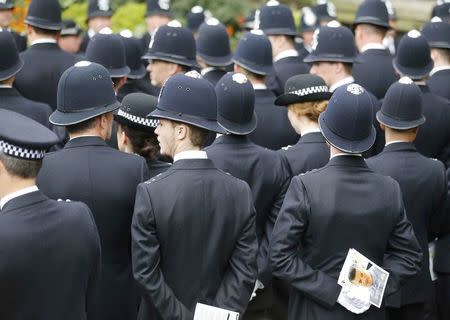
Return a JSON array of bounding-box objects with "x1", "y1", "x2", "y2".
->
[
  {"x1": 275, "y1": 74, "x2": 331, "y2": 106},
  {"x1": 51, "y1": 61, "x2": 121, "y2": 126},
  {"x1": 354, "y1": 0, "x2": 390, "y2": 29},
  {"x1": 114, "y1": 93, "x2": 159, "y2": 131},
  {"x1": 85, "y1": 33, "x2": 130, "y2": 78},
  {"x1": 319, "y1": 83, "x2": 376, "y2": 153},
  {"x1": 120, "y1": 34, "x2": 146, "y2": 79},
  {"x1": 149, "y1": 72, "x2": 226, "y2": 133},
  {"x1": 145, "y1": 0, "x2": 172, "y2": 17},
  {"x1": 0, "y1": 30, "x2": 24, "y2": 81},
  {"x1": 143, "y1": 25, "x2": 199, "y2": 68},
  {"x1": 233, "y1": 30, "x2": 273, "y2": 75},
  {"x1": 25, "y1": 0, "x2": 62, "y2": 30},
  {"x1": 88, "y1": 0, "x2": 113, "y2": 19},
  {"x1": 377, "y1": 77, "x2": 425, "y2": 129}
]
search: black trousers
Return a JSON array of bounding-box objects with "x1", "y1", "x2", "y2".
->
[
  {"x1": 436, "y1": 274, "x2": 450, "y2": 320},
  {"x1": 387, "y1": 303, "x2": 425, "y2": 320}
]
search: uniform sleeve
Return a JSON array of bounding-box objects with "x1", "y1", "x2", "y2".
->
[
  {"x1": 383, "y1": 180, "x2": 423, "y2": 297},
  {"x1": 429, "y1": 161, "x2": 448, "y2": 235},
  {"x1": 140, "y1": 158, "x2": 150, "y2": 182},
  {"x1": 213, "y1": 182, "x2": 258, "y2": 315},
  {"x1": 131, "y1": 184, "x2": 193, "y2": 320},
  {"x1": 257, "y1": 155, "x2": 291, "y2": 286},
  {"x1": 270, "y1": 176, "x2": 341, "y2": 309},
  {"x1": 83, "y1": 204, "x2": 101, "y2": 320}
]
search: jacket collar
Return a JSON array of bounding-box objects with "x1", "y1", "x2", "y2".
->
[
  {"x1": 327, "y1": 154, "x2": 368, "y2": 168},
  {"x1": 297, "y1": 132, "x2": 326, "y2": 144},
  {"x1": 64, "y1": 136, "x2": 108, "y2": 149},
  {"x1": 1, "y1": 191, "x2": 48, "y2": 213},
  {"x1": 211, "y1": 134, "x2": 253, "y2": 146},
  {"x1": 254, "y1": 89, "x2": 276, "y2": 99},
  {"x1": 382, "y1": 141, "x2": 416, "y2": 153},
  {"x1": 0, "y1": 87, "x2": 21, "y2": 97},
  {"x1": 28, "y1": 42, "x2": 60, "y2": 51}
]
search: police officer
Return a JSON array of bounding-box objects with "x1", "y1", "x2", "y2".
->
[
  {"x1": 0, "y1": 30, "x2": 52, "y2": 128},
  {"x1": 197, "y1": 18, "x2": 232, "y2": 86},
  {"x1": 0, "y1": 109, "x2": 101, "y2": 320},
  {"x1": 58, "y1": 19, "x2": 83, "y2": 54},
  {"x1": 14, "y1": 0, "x2": 80, "y2": 110},
  {"x1": 141, "y1": 0, "x2": 172, "y2": 50},
  {"x1": 422, "y1": 19, "x2": 450, "y2": 101},
  {"x1": 393, "y1": 30, "x2": 450, "y2": 167},
  {"x1": 312, "y1": 0, "x2": 337, "y2": 26},
  {"x1": 275, "y1": 74, "x2": 331, "y2": 176},
  {"x1": 115, "y1": 31, "x2": 148, "y2": 101},
  {"x1": 270, "y1": 83, "x2": 422, "y2": 320},
  {"x1": 205, "y1": 72, "x2": 291, "y2": 320},
  {"x1": 233, "y1": 30, "x2": 299, "y2": 150},
  {"x1": 187, "y1": 5, "x2": 208, "y2": 37},
  {"x1": 142, "y1": 22, "x2": 199, "y2": 90},
  {"x1": 431, "y1": 1, "x2": 450, "y2": 22},
  {"x1": 0, "y1": 0, "x2": 26, "y2": 51},
  {"x1": 132, "y1": 72, "x2": 257, "y2": 319},
  {"x1": 80, "y1": 0, "x2": 113, "y2": 53},
  {"x1": 295, "y1": 7, "x2": 319, "y2": 60},
  {"x1": 85, "y1": 32, "x2": 130, "y2": 95},
  {"x1": 367, "y1": 78, "x2": 447, "y2": 320},
  {"x1": 382, "y1": 0, "x2": 398, "y2": 55},
  {"x1": 305, "y1": 23, "x2": 383, "y2": 156},
  {"x1": 37, "y1": 61, "x2": 149, "y2": 320},
  {"x1": 259, "y1": 0, "x2": 310, "y2": 95},
  {"x1": 115, "y1": 92, "x2": 170, "y2": 177},
  {"x1": 352, "y1": 0, "x2": 398, "y2": 99}
]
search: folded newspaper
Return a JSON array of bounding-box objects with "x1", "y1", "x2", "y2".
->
[
  {"x1": 338, "y1": 248, "x2": 389, "y2": 308},
  {"x1": 193, "y1": 303, "x2": 239, "y2": 320}
]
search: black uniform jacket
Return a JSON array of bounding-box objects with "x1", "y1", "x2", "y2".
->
[
  {"x1": 10, "y1": 30, "x2": 27, "y2": 52},
  {"x1": 0, "y1": 87, "x2": 52, "y2": 128},
  {"x1": 267, "y1": 56, "x2": 310, "y2": 96},
  {"x1": 117, "y1": 81, "x2": 142, "y2": 102},
  {"x1": 37, "y1": 136, "x2": 149, "y2": 320},
  {"x1": 146, "y1": 159, "x2": 170, "y2": 178},
  {"x1": 352, "y1": 48, "x2": 398, "y2": 100},
  {"x1": 249, "y1": 89, "x2": 299, "y2": 150},
  {"x1": 434, "y1": 166, "x2": 450, "y2": 275},
  {"x1": 367, "y1": 142, "x2": 447, "y2": 306},
  {"x1": 270, "y1": 155, "x2": 422, "y2": 320},
  {"x1": 132, "y1": 158, "x2": 258, "y2": 320},
  {"x1": 206, "y1": 135, "x2": 291, "y2": 309},
  {"x1": 14, "y1": 42, "x2": 80, "y2": 109},
  {"x1": 79, "y1": 33, "x2": 90, "y2": 53},
  {"x1": 0, "y1": 190, "x2": 101, "y2": 320},
  {"x1": 415, "y1": 85, "x2": 450, "y2": 167},
  {"x1": 281, "y1": 132, "x2": 330, "y2": 176},
  {"x1": 203, "y1": 68, "x2": 227, "y2": 86},
  {"x1": 427, "y1": 68, "x2": 450, "y2": 101}
]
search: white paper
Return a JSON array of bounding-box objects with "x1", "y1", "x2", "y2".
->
[
  {"x1": 429, "y1": 241, "x2": 437, "y2": 281},
  {"x1": 338, "y1": 248, "x2": 390, "y2": 308},
  {"x1": 193, "y1": 303, "x2": 239, "y2": 320}
]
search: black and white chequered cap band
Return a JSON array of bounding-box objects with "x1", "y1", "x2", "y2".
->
[
  {"x1": 117, "y1": 109, "x2": 159, "y2": 128},
  {"x1": 0, "y1": 140, "x2": 46, "y2": 159},
  {"x1": 289, "y1": 85, "x2": 329, "y2": 97}
]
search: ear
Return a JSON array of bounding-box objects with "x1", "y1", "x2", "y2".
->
[
  {"x1": 26, "y1": 24, "x2": 33, "y2": 37},
  {"x1": 99, "y1": 112, "x2": 112, "y2": 130},
  {"x1": 176, "y1": 123, "x2": 188, "y2": 141},
  {"x1": 234, "y1": 64, "x2": 241, "y2": 73},
  {"x1": 117, "y1": 124, "x2": 128, "y2": 146},
  {"x1": 379, "y1": 123, "x2": 385, "y2": 131}
]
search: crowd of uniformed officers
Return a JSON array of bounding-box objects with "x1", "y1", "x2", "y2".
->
[{"x1": 0, "y1": 0, "x2": 449, "y2": 319}]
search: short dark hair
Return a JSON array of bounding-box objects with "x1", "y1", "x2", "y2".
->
[
  {"x1": 66, "y1": 117, "x2": 97, "y2": 134},
  {"x1": 0, "y1": 152, "x2": 42, "y2": 179},
  {"x1": 122, "y1": 125, "x2": 159, "y2": 160},
  {"x1": 30, "y1": 25, "x2": 59, "y2": 37}
]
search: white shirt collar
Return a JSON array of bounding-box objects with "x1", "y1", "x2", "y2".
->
[
  {"x1": 31, "y1": 38, "x2": 57, "y2": 46},
  {"x1": 1, "y1": 185, "x2": 39, "y2": 210},
  {"x1": 329, "y1": 76, "x2": 355, "y2": 93},
  {"x1": 88, "y1": 29, "x2": 96, "y2": 38},
  {"x1": 429, "y1": 65, "x2": 450, "y2": 77},
  {"x1": 274, "y1": 49, "x2": 299, "y2": 62},
  {"x1": 173, "y1": 150, "x2": 208, "y2": 162},
  {"x1": 0, "y1": 84, "x2": 13, "y2": 88},
  {"x1": 253, "y1": 83, "x2": 267, "y2": 90},
  {"x1": 69, "y1": 134, "x2": 101, "y2": 141},
  {"x1": 201, "y1": 67, "x2": 216, "y2": 76},
  {"x1": 385, "y1": 140, "x2": 410, "y2": 146},
  {"x1": 330, "y1": 153, "x2": 362, "y2": 159},
  {"x1": 301, "y1": 128, "x2": 321, "y2": 135},
  {"x1": 360, "y1": 43, "x2": 386, "y2": 53}
]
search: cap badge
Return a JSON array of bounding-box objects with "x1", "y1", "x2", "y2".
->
[
  {"x1": 311, "y1": 28, "x2": 320, "y2": 50},
  {"x1": 347, "y1": 84, "x2": 364, "y2": 95},
  {"x1": 232, "y1": 73, "x2": 248, "y2": 84},
  {"x1": 303, "y1": 7, "x2": 317, "y2": 26},
  {"x1": 267, "y1": 0, "x2": 280, "y2": 7},
  {"x1": 98, "y1": 0, "x2": 110, "y2": 12},
  {"x1": 191, "y1": 5, "x2": 204, "y2": 13},
  {"x1": 75, "y1": 61, "x2": 92, "y2": 67},
  {"x1": 185, "y1": 70, "x2": 202, "y2": 79},
  {"x1": 253, "y1": 9, "x2": 261, "y2": 30},
  {"x1": 407, "y1": 30, "x2": 421, "y2": 38},
  {"x1": 327, "y1": 3, "x2": 337, "y2": 17},
  {"x1": 158, "y1": 0, "x2": 170, "y2": 10}
]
